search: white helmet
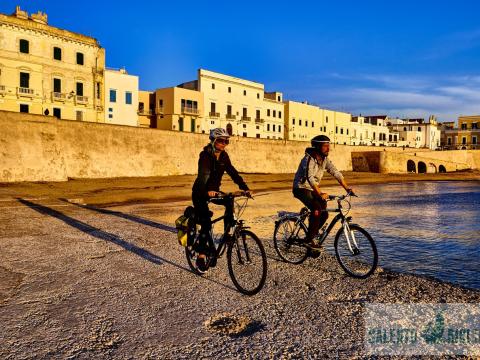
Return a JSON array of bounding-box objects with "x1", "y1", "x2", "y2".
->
[{"x1": 209, "y1": 128, "x2": 230, "y2": 141}]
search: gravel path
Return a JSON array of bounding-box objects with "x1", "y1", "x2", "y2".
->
[{"x1": 1, "y1": 189, "x2": 479, "y2": 359}]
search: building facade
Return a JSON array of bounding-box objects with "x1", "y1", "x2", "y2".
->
[
  {"x1": 0, "y1": 6, "x2": 105, "y2": 122},
  {"x1": 441, "y1": 116, "x2": 480, "y2": 150},
  {"x1": 104, "y1": 68, "x2": 138, "y2": 126},
  {"x1": 153, "y1": 86, "x2": 204, "y2": 133},
  {"x1": 387, "y1": 117, "x2": 440, "y2": 149},
  {"x1": 179, "y1": 69, "x2": 284, "y2": 139},
  {"x1": 138, "y1": 90, "x2": 156, "y2": 128}
]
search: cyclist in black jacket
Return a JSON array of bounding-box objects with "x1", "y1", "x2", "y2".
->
[{"x1": 192, "y1": 128, "x2": 250, "y2": 271}]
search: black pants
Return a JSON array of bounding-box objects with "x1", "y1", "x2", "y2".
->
[
  {"x1": 192, "y1": 193, "x2": 233, "y2": 254},
  {"x1": 293, "y1": 188, "x2": 328, "y2": 242}
]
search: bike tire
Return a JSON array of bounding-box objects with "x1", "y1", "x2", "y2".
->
[
  {"x1": 227, "y1": 230, "x2": 267, "y2": 296},
  {"x1": 334, "y1": 224, "x2": 378, "y2": 279},
  {"x1": 185, "y1": 238, "x2": 207, "y2": 276},
  {"x1": 273, "y1": 217, "x2": 309, "y2": 264}
]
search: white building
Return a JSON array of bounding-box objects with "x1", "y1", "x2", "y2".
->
[
  {"x1": 104, "y1": 68, "x2": 138, "y2": 126},
  {"x1": 387, "y1": 116, "x2": 441, "y2": 149}
]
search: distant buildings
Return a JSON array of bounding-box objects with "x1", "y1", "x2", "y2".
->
[{"x1": 0, "y1": 6, "x2": 476, "y2": 150}]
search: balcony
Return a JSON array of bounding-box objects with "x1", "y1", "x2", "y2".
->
[
  {"x1": 226, "y1": 114, "x2": 236, "y2": 120},
  {"x1": 138, "y1": 109, "x2": 155, "y2": 116},
  {"x1": 209, "y1": 112, "x2": 220, "y2": 118},
  {"x1": 241, "y1": 116, "x2": 251, "y2": 122},
  {"x1": 255, "y1": 118, "x2": 265, "y2": 123},
  {"x1": 0, "y1": 85, "x2": 5, "y2": 95},
  {"x1": 17, "y1": 87, "x2": 34, "y2": 97},
  {"x1": 52, "y1": 92, "x2": 66, "y2": 102},
  {"x1": 75, "y1": 95, "x2": 88, "y2": 105},
  {"x1": 181, "y1": 106, "x2": 199, "y2": 115}
]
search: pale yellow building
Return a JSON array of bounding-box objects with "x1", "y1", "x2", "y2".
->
[
  {"x1": 0, "y1": 6, "x2": 105, "y2": 122},
  {"x1": 351, "y1": 115, "x2": 397, "y2": 146},
  {"x1": 153, "y1": 86, "x2": 204, "y2": 133},
  {"x1": 179, "y1": 69, "x2": 284, "y2": 139},
  {"x1": 104, "y1": 68, "x2": 138, "y2": 126},
  {"x1": 457, "y1": 115, "x2": 480, "y2": 149},
  {"x1": 284, "y1": 100, "x2": 352, "y2": 144}
]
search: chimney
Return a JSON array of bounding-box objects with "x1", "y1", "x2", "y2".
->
[
  {"x1": 13, "y1": 5, "x2": 29, "y2": 20},
  {"x1": 31, "y1": 10, "x2": 48, "y2": 25}
]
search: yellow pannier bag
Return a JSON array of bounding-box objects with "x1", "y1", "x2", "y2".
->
[{"x1": 175, "y1": 215, "x2": 189, "y2": 247}]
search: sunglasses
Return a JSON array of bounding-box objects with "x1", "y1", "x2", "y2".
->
[{"x1": 216, "y1": 138, "x2": 229, "y2": 145}]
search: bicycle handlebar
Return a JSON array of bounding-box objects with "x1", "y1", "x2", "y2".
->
[
  {"x1": 208, "y1": 190, "x2": 253, "y2": 201},
  {"x1": 328, "y1": 191, "x2": 358, "y2": 201}
]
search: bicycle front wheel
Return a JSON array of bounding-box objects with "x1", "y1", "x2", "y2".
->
[
  {"x1": 334, "y1": 224, "x2": 378, "y2": 279},
  {"x1": 227, "y1": 230, "x2": 267, "y2": 296},
  {"x1": 273, "y1": 217, "x2": 309, "y2": 264}
]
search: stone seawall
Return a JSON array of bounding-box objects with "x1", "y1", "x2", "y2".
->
[{"x1": 0, "y1": 111, "x2": 478, "y2": 182}]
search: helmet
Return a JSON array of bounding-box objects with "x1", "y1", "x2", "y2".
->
[
  {"x1": 209, "y1": 128, "x2": 230, "y2": 141},
  {"x1": 311, "y1": 135, "x2": 330, "y2": 149}
]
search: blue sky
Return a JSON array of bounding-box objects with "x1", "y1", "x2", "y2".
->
[{"x1": 2, "y1": 1, "x2": 480, "y2": 121}]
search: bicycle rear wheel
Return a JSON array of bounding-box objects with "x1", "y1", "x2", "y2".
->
[
  {"x1": 185, "y1": 235, "x2": 208, "y2": 276},
  {"x1": 227, "y1": 230, "x2": 267, "y2": 296},
  {"x1": 273, "y1": 217, "x2": 309, "y2": 264},
  {"x1": 334, "y1": 224, "x2": 378, "y2": 279}
]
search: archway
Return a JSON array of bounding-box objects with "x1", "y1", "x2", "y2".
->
[
  {"x1": 407, "y1": 160, "x2": 416, "y2": 173},
  {"x1": 427, "y1": 163, "x2": 437, "y2": 173},
  {"x1": 418, "y1": 161, "x2": 427, "y2": 173},
  {"x1": 439, "y1": 165, "x2": 446, "y2": 173}
]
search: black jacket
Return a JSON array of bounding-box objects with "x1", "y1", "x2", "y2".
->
[{"x1": 192, "y1": 145, "x2": 249, "y2": 198}]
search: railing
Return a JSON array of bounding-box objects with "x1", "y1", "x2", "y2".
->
[
  {"x1": 209, "y1": 112, "x2": 220, "y2": 118},
  {"x1": 138, "y1": 109, "x2": 154, "y2": 115},
  {"x1": 241, "y1": 116, "x2": 251, "y2": 122},
  {"x1": 181, "y1": 106, "x2": 199, "y2": 115},
  {"x1": 255, "y1": 118, "x2": 264, "y2": 123},
  {"x1": 52, "y1": 92, "x2": 66, "y2": 101},
  {"x1": 75, "y1": 95, "x2": 88, "y2": 104},
  {"x1": 226, "y1": 114, "x2": 236, "y2": 120},
  {"x1": 17, "y1": 87, "x2": 34, "y2": 96}
]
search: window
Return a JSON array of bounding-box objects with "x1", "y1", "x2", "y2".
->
[
  {"x1": 273, "y1": 110, "x2": 276, "y2": 117},
  {"x1": 210, "y1": 102, "x2": 216, "y2": 113},
  {"x1": 76, "y1": 52, "x2": 84, "y2": 65},
  {"x1": 256, "y1": 134, "x2": 260, "y2": 138},
  {"x1": 243, "y1": 90, "x2": 246, "y2": 96},
  {"x1": 179, "y1": 118, "x2": 184, "y2": 131},
  {"x1": 125, "y1": 91, "x2": 132, "y2": 105},
  {"x1": 76, "y1": 82, "x2": 83, "y2": 96},
  {"x1": 292, "y1": 118, "x2": 295, "y2": 125},
  {"x1": 110, "y1": 89, "x2": 116, "y2": 103},
  {"x1": 257, "y1": 93, "x2": 260, "y2": 99},
  {"x1": 19, "y1": 104, "x2": 29, "y2": 113},
  {"x1": 53, "y1": 78, "x2": 61, "y2": 93},
  {"x1": 108, "y1": 108, "x2": 113, "y2": 112},
  {"x1": 267, "y1": 109, "x2": 270, "y2": 117},
  {"x1": 299, "y1": 119, "x2": 302, "y2": 126},
  {"x1": 53, "y1": 108, "x2": 61, "y2": 119},
  {"x1": 461, "y1": 123, "x2": 467, "y2": 130},
  {"x1": 326, "y1": 116, "x2": 328, "y2": 123},
  {"x1": 279, "y1": 111, "x2": 282, "y2": 119},
  {"x1": 389, "y1": 134, "x2": 392, "y2": 141},
  {"x1": 243, "y1": 124, "x2": 247, "y2": 128},
  {"x1": 335, "y1": 126, "x2": 338, "y2": 134},
  {"x1": 473, "y1": 123, "x2": 478, "y2": 129},
  {"x1": 347, "y1": 129, "x2": 349, "y2": 135},
  {"x1": 227, "y1": 105, "x2": 232, "y2": 115},
  {"x1": 76, "y1": 111, "x2": 83, "y2": 121},
  {"x1": 19, "y1": 39, "x2": 29, "y2": 54},
  {"x1": 53, "y1": 47, "x2": 62, "y2": 60},
  {"x1": 191, "y1": 119, "x2": 196, "y2": 133},
  {"x1": 340, "y1": 128, "x2": 344, "y2": 134},
  {"x1": 243, "y1": 132, "x2": 247, "y2": 137},
  {"x1": 462, "y1": 137, "x2": 467, "y2": 144},
  {"x1": 278, "y1": 125, "x2": 282, "y2": 133},
  {"x1": 277, "y1": 95, "x2": 281, "y2": 101},
  {"x1": 211, "y1": 83, "x2": 215, "y2": 89},
  {"x1": 267, "y1": 124, "x2": 270, "y2": 131},
  {"x1": 159, "y1": 99, "x2": 163, "y2": 107},
  {"x1": 243, "y1": 107, "x2": 247, "y2": 117},
  {"x1": 20, "y1": 72, "x2": 29, "y2": 88},
  {"x1": 418, "y1": 127, "x2": 421, "y2": 132},
  {"x1": 228, "y1": 87, "x2": 231, "y2": 93},
  {"x1": 96, "y1": 82, "x2": 101, "y2": 99},
  {"x1": 306, "y1": 120, "x2": 308, "y2": 127},
  {"x1": 256, "y1": 109, "x2": 260, "y2": 120},
  {"x1": 473, "y1": 136, "x2": 477, "y2": 144},
  {"x1": 109, "y1": 114, "x2": 113, "y2": 119}
]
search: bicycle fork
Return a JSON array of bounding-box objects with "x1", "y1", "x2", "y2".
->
[{"x1": 342, "y1": 220, "x2": 360, "y2": 255}]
